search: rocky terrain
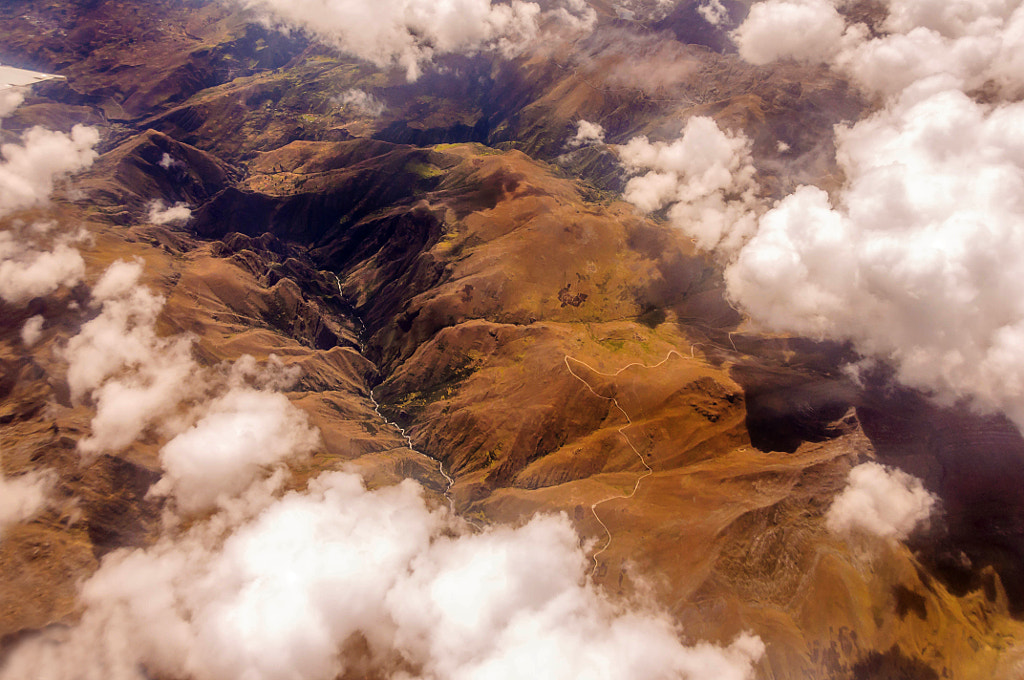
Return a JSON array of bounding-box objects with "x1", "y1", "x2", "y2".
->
[{"x1": 2, "y1": 1, "x2": 1024, "y2": 679}]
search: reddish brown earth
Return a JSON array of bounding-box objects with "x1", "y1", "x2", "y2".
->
[{"x1": 2, "y1": 1, "x2": 1024, "y2": 678}]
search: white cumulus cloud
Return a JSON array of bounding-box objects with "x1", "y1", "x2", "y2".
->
[
  {"x1": 734, "y1": 0, "x2": 1024, "y2": 97},
  {"x1": 0, "y1": 124, "x2": 99, "y2": 216},
  {"x1": 152, "y1": 388, "x2": 320, "y2": 513},
  {"x1": 0, "y1": 123, "x2": 97, "y2": 306},
  {"x1": 0, "y1": 223, "x2": 86, "y2": 305},
  {"x1": 700, "y1": 0, "x2": 1024, "y2": 429},
  {"x1": 148, "y1": 200, "x2": 192, "y2": 225},
  {"x1": 697, "y1": 0, "x2": 729, "y2": 27},
  {"x1": 826, "y1": 462, "x2": 937, "y2": 540},
  {"x1": 618, "y1": 116, "x2": 759, "y2": 253},
  {"x1": 567, "y1": 119, "x2": 605, "y2": 148},
  {"x1": 63, "y1": 260, "x2": 198, "y2": 454},
  {"x1": 731, "y1": 0, "x2": 848, "y2": 66},
  {"x1": 65, "y1": 260, "x2": 321, "y2": 512},
  {"x1": 0, "y1": 240, "x2": 84, "y2": 305},
  {"x1": 20, "y1": 314, "x2": 44, "y2": 345}
]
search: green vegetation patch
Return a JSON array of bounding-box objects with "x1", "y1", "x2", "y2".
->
[{"x1": 405, "y1": 161, "x2": 445, "y2": 179}]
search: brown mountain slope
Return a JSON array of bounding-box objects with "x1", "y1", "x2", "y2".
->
[
  {"x1": 5, "y1": 131, "x2": 1012, "y2": 677},
  {"x1": 1, "y1": 2, "x2": 1024, "y2": 679}
]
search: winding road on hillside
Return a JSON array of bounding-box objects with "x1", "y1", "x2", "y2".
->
[{"x1": 563, "y1": 349, "x2": 696, "y2": 575}]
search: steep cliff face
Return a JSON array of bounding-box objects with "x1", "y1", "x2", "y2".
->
[{"x1": 1, "y1": 2, "x2": 1023, "y2": 679}]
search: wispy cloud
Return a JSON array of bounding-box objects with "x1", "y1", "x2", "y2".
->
[
  {"x1": 0, "y1": 469, "x2": 53, "y2": 536},
  {"x1": 331, "y1": 88, "x2": 386, "y2": 117}
]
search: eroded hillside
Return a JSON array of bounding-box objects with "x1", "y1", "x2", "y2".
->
[{"x1": 2, "y1": 1, "x2": 1024, "y2": 679}]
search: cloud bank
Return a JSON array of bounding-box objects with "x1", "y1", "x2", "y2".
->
[
  {"x1": 0, "y1": 471, "x2": 764, "y2": 680},
  {"x1": 732, "y1": 0, "x2": 1024, "y2": 96},
  {"x1": 609, "y1": 1, "x2": 1024, "y2": 430},
  {"x1": 714, "y1": 1, "x2": 1024, "y2": 427},
  {"x1": 726, "y1": 88, "x2": 1024, "y2": 423},
  {"x1": 238, "y1": 0, "x2": 595, "y2": 80},
  {"x1": 826, "y1": 462, "x2": 937, "y2": 540}
]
